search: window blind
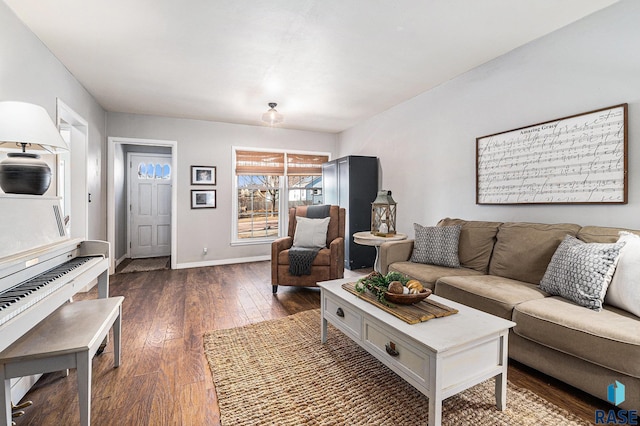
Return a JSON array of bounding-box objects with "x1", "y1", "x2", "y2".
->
[
  {"x1": 287, "y1": 153, "x2": 329, "y2": 175},
  {"x1": 235, "y1": 150, "x2": 285, "y2": 175},
  {"x1": 235, "y1": 150, "x2": 328, "y2": 175}
]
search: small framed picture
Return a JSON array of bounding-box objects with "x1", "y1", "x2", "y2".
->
[
  {"x1": 191, "y1": 165, "x2": 216, "y2": 185},
  {"x1": 191, "y1": 190, "x2": 216, "y2": 209}
]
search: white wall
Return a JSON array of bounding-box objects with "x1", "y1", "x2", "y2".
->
[
  {"x1": 338, "y1": 0, "x2": 640, "y2": 234},
  {"x1": 107, "y1": 112, "x2": 337, "y2": 267},
  {"x1": 0, "y1": 1, "x2": 107, "y2": 240}
]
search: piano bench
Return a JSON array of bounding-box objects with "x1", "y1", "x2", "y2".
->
[{"x1": 0, "y1": 296, "x2": 123, "y2": 426}]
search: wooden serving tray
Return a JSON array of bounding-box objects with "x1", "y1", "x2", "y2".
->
[{"x1": 342, "y1": 282, "x2": 458, "y2": 325}]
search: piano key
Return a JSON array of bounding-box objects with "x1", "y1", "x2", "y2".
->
[{"x1": 0, "y1": 256, "x2": 97, "y2": 326}]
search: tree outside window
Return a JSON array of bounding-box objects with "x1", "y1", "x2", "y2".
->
[
  {"x1": 237, "y1": 175, "x2": 280, "y2": 239},
  {"x1": 234, "y1": 150, "x2": 329, "y2": 242}
]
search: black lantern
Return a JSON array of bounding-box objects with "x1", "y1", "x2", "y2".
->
[{"x1": 371, "y1": 190, "x2": 397, "y2": 236}]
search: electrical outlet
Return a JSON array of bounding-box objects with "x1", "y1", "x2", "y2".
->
[{"x1": 203, "y1": 247, "x2": 208, "y2": 255}]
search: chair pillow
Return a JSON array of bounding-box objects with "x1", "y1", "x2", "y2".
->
[
  {"x1": 605, "y1": 232, "x2": 640, "y2": 317},
  {"x1": 410, "y1": 223, "x2": 461, "y2": 268},
  {"x1": 540, "y1": 235, "x2": 625, "y2": 311},
  {"x1": 293, "y1": 216, "x2": 330, "y2": 248}
]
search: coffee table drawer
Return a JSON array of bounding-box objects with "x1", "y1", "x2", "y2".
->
[
  {"x1": 363, "y1": 320, "x2": 430, "y2": 386},
  {"x1": 323, "y1": 294, "x2": 362, "y2": 340}
]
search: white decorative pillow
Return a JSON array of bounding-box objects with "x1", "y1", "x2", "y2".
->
[
  {"x1": 540, "y1": 235, "x2": 625, "y2": 311},
  {"x1": 605, "y1": 232, "x2": 640, "y2": 317},
  {"x1": 293, "y1": 216, "x2": 330, "y2": 248},
  {"x1": 410, "y1": 223, "x2": 461, "y2": 268}
]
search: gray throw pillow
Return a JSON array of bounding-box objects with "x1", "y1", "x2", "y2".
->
[
  {"x1": 410, "y1": 223, "x2": 461, "y2": 268},
  {"x1": 540, "y1": 235, "x2": 625, "y2": 311}
]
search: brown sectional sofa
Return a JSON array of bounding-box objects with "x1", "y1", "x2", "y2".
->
[{"x1": 379, "y1": 218, "x2": 640, "y2": 410}]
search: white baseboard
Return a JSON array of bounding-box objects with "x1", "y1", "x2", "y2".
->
[
  {"x1": 115, "y1": 254, "x2": 127, "y2": 267},
  {"x1": 176, "y1": 255, "x2": 270, "y2": 270}
]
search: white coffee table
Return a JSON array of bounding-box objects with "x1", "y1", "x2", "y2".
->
[
  {"x1": 353, "y1": 231, "x2": 407, "y2": 272},
  {"x1": 319, "y1": 278, "x2": 515, "y2": 426}
]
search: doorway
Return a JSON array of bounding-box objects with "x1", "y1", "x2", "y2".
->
[
  {"x1": 56, "y1": 99, "x2": 88, "y2": 239},
  {"x1": 108, "y1": 137, "x2": 178, "y2": 274},
  {"x1": 127, "y1": 153, "x2": 172, "y2": 258}
]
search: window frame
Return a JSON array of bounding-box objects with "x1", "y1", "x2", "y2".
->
[{"x1": 231, "y1": 147, "x2": 330, "y2": 246}]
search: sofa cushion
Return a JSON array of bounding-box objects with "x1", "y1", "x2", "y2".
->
[
  {"x1": 540, "y1": 235, "x2": 624, "y2": 311},
  {"x1": 488, "y1": 222, "x2": 581, "y2": 284},
  {"x1": 388, "y1": 262, "x2": 482, "y2": 291},
  {"x1": 577, "y1": 225, "x2": 640, "y2": 243},
  {"x1": 434, "y1": 275, "x2": 548, "y2": 320},
  {"x1": 437, "y1": 218, "x2": 502, "y2": 273},
  {"x1": 513, "y1": 296, "x2": 640, "y2": 377},
  {"x1": 410, "y1": 223, "x2": 461, "y2": 268},
  {"x1": 606, "y1": 232, "x2": 640, "y2": 317}
]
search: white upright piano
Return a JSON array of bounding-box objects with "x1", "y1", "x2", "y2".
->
[{"x1": 0, "y1": 195, "x2": 109, "y2": 405}]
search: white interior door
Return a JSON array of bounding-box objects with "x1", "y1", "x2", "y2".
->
[{"x1": 128, "y1": 153, "x2": 172, "y2": 258}]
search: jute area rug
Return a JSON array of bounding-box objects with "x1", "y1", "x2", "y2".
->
[
  {"x1": 204, "y1": 309, "x2": 589, "y2": 426},
  {"x1": 119, "y1": 256, "x2": 169, "y2": 274}
]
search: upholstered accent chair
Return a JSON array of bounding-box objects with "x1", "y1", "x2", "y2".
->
[{"x1": 271, "y1": 205, "x2": 345, "y2": 293}]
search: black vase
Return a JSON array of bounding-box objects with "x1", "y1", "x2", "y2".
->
[{"x1": 0, "y1": 152, "x2": 52, "y2": 195}]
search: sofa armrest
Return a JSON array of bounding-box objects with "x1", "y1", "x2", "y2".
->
[
  {"x1": 271, "y1": 236, "x2": 293, "y2": 284},
  {"x1": 329, "y1": 237, "x2": 345, "y2": 278},
  {"x1": 379, "y1": 239, "x2": 414, "y2": 275}
]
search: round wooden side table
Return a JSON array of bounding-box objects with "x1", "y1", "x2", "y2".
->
[{"x1": 353, "y1": 231, "x2": 407, "y2": 272}]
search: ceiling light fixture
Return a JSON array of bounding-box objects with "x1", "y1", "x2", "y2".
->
[{"x1": 261, "y1": 102, "x2": 284, "y2": 126}]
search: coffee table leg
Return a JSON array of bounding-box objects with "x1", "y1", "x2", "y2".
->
[
  {"x1": 495, "y1": 332, "x2": 509, "y2": 410},
  {"x1": 428, "y1": 357, "x2": 443, "y2": 426},
  {"x1": 428, "y1": 392, "x2": 442, "y2": 426},
  {"x1": 321, "y1": 315, "x2": 328, "y2": 343}
]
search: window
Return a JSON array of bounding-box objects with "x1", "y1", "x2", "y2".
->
[
  {"x1": 137, "y1": 161, "x2": 171, "y2": 179},
  {"x1": 233, "y1": 149, "x2": 329, "y2": 243}
]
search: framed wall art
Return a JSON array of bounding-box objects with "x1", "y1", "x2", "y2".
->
[
  {"x1": 191, "y1": 165, "x2": 216, "y2": 185},
  {"x1": 476, "y1": 104, "x2": 627, "y2": 205},
  {"x1": 191, "y1": 189, "x2": 216, "y2": 209}
]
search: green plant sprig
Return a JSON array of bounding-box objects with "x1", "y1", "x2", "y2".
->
[{"x1": 355, "y1": 271, "x2": 409, "y2": 306}]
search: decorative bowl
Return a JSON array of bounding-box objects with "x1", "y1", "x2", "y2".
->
[{"x1": 384, "y1": 288, "x2": 432, "y2": 305}]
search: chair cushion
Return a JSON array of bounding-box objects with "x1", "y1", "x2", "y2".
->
[
  {"x1": 434, "y1": 275, "x2": 548, "y2": 320},
  {"x1": 293, "y1": 216, "x2": 330, "y2": 248},
  {"x1": 278, "y1": 248, "x2": 330, "y2": 266},
  {"x1": 410, "y1": 223, "x2": 461, "y2": 267},
  {"x1": 513, "y1": 296, "x2": 640, "y2": 377},
  {"x1": 540, "y1": 235, "x2": 624, "y2": 311}
]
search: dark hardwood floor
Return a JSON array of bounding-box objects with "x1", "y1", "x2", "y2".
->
[{"x1": 12, "y1": 261, "x2": 610, "y2": 425}]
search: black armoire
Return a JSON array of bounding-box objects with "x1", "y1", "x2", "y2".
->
[{"x1": 322, "y1": 155, "x2": 378, "y2": 269}]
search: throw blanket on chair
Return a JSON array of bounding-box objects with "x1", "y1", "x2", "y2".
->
[
  {"x1": 288, "y1": 205, "x2": 332, "y2": 276},
  {"x1": 288, "y1": 246, "x2": 322, "y2": 276}
]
